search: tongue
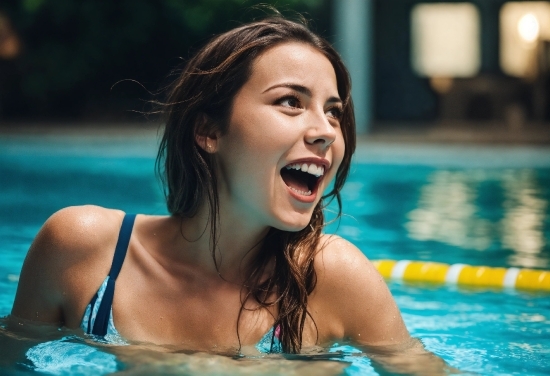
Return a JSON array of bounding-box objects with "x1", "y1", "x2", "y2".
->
[{"x1": 281, "y1": 169, "x2": 309, "y2": 192}]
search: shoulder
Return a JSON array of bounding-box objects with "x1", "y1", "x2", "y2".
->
[
  {"x1": 11, "y1": 205, "x2": 125, "y2": 323},
  {"x1": 310, "y1": 234, "x2": 410, "y2": 346},
  {"x1": 31, "y1": 205, "x2": 127, "y2": 283},
  {"x1": 37, "y1": 205, "x2": 125, "y2": 257},
  {"x1": 313, "y1": 234, "x2": 386, "y2": 299}
]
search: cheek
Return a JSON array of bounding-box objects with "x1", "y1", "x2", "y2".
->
[
  {"x1": 229, "y1": 117, "x2": 293, "y2": 164},
  {"x1": 230, "y1": 105, "x2": 276, "y2": 145},
  {"x1": 332, "y1": 132, "x2": 346, "y2": 172}
]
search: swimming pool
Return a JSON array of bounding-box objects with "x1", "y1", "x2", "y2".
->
[{"x1": 1, "y1": 130, "x2": 549, "y2": 375}]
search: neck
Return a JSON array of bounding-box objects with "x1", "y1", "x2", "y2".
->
[{"x1": 173, "y1": 201, "x2": 272, "y2": 283}]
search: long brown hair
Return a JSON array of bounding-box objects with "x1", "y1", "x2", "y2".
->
[{"x1": 156, "y1": 14, "x2": 356, "y2": 353}]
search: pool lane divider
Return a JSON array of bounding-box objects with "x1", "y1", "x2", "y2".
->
[{"x1": 372, "y1": 260, "x2": 550, "y2": 291}]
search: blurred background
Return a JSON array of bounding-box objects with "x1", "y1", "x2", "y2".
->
[
  {"x1": 0, "y1": 4, "x2": 549, "y2": 374},
  {"x1": 0, "y1": 0, "x2": 332, "y2": 124},
  {"x1": 0, "y1": 0, "x2": 550, "y2": 267},
  {"x1": 0, "y1": 0, "x2": 549, "y2": 141}
]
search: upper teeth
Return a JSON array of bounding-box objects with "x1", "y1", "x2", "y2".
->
[{"x1": 285, "y1": 163, "x2": 325, "y2": 177}]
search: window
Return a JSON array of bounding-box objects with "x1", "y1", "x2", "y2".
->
[
  {"x1": 411, "y1": 3, "x2": 481, "y2": 78},
  {"x1": 500, "y1": 1, "x2": 550, "y2": 78}
]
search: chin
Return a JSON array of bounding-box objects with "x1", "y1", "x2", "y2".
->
[{"x1": 272, "y1": 213, "x2": 313, "y2": 232}]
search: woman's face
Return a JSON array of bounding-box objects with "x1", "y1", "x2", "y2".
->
[{"x1": 214, "y1": 42, "x2": 346, "y2": 231}]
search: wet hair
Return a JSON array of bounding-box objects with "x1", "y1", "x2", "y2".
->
[{"x1": 156, "y1": 14, "x2": 356, "y2": 353}]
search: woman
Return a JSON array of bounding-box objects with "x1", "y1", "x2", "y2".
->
[{"x1": 12, "y1": 15, "x2": 424, "y2": 362}]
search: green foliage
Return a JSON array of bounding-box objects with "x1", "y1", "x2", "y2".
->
[
  {"x1": 0, "y1": 0, "x2": 329, "y2": 120},
  {"x1": 21, "y1": 0, "x2": 44, "y2": 13}
]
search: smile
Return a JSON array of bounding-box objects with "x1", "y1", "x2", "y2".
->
[{"x1": 280, "y1": 161, "x2": 326, "y2": 199}]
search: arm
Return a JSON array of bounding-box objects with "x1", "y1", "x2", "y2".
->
[
  {"x1": 4, "y1": 206, "x2": 122, "y2": 366},
  {"x1": 11, "y1": 206, "x2": 121, "y2": 326},
  {"x1": 11, "y1": 210, "x2": 72, "y2": 325},
  {"x1": 311, "y1": 236, "x2": 456, "y2": 375},
  {"x1": 311, "y1": 235, "x2": 409, "y2": 346}
]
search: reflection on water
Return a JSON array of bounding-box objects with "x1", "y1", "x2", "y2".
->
[
  {"x1": 393, "y1": 282, "x2": 550, "y2": 376},
  {"x1": 1, "y1": 142, "x2": 550, "y2": 375},
  {"x1": 406, "y1": 170, "x2": 492, "y2": 251},
  {"x1": 501, "y1": 170, "x2": 548, "y2": 268},
  {"x1": 405, "y1": 169, "x2": 549, "y2": 268}
]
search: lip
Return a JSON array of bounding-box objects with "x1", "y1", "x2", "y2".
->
[
  {"x1": 284, "y1": 157, "x2": 331, "y2": 170},
  {"x1": 281, "y1": 157, "x2": 330, "y2": 203},
  {"x1": 286, "y1": 184, "x2": 317, "y2": 203}
]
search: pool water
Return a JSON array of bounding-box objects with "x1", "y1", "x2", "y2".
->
[{"x1": 1, "y1": 133, "x2": 549, "y2": 375}]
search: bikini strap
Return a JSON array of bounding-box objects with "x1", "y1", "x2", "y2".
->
[
  {"x1": 91, "y1": 213, "x2": 136, "y2": 336},
  {"x1": 108, "y1": 214, "x2": 136, "y2": 279}
]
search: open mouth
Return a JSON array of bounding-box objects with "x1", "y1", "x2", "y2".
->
[{"x1": 280, "y1": 162, "x2": 325, "y2": 197}]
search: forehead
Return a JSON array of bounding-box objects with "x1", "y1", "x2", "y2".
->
[{"x1": 248, "y1": 42, "x2": 338, "y2": 93}]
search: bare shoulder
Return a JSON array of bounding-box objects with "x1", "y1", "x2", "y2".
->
[
  {"x1": 311, "y1": 234, "x2": 410, "y2": 346},
  {"x1": 314, "y1": 234, "x2": 382, "y2": 286},
  {"x1": 25, "y1": 205, "x2": 125, "y2": 271},
  {"x1": 11, "y1": 205, "x2": 125, "y2": 324}
]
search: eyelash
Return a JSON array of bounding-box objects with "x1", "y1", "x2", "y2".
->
[
  {"x1": 276, "y1": 95, "x2": 343, "y2": 121},
  {"x1": 276, "y1": 95, "x2": 302, "y2": 109},
  {"x1": 326, "y1": 106, "x2": 343, "y2": 121}
]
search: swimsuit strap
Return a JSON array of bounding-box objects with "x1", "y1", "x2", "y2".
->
[{"x1": 91, "y1": 213, "x2": 136, "y2": 336}]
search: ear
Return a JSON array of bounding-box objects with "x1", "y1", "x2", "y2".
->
[
  {"x1": 195, "y1": 113, "x2": 219, "y2": 153},
  {"x1": 196, "y1": 133, "x2": 219, "y2": 153}
]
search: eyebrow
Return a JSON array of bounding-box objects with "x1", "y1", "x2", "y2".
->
[{"x1": 262, "y1": 83, "x2": 342, "y2": 104}]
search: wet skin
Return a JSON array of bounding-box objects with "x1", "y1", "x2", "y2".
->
[{"x1": 8, "y1": 41, "x2": 456, "y2": 375}]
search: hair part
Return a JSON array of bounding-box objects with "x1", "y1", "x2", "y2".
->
[{"x1": 156, "y1": 14, "x2": 356, "y2": 353}]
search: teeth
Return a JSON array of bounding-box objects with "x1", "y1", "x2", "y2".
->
[
  {"x1": 285, "y1": 163, "x2": 325, "y2": 177},
  {"x1": 289, "y1": 186, "x2": 312, "y2": 196}
]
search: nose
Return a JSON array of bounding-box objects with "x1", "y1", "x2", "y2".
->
[{"x1": 304, "y1": 109, "x2": 337, "y2": 149}]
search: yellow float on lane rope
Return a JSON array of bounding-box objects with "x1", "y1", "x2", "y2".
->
[{"x1": 372, "y1": 260, "x2": 550, "y2": 291}]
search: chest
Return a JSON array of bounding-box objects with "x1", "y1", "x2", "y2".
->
[{"x1": 110, "y1": 267, "x2": 276, "y2": 351}]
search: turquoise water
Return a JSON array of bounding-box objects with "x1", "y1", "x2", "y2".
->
[{"x1": 1, "y1": 134, "x2": 549, "y2": 375}]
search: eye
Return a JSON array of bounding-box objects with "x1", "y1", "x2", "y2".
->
[
  {"x1": 326, "y1": 106, "x2": 343, "y2": 121},
  {"x1": 276, "y1": 95, "x2": 302, "y2": 109}
]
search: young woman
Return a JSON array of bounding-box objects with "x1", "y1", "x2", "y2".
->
[{"x1": 11, "y1": 16, "x2": 443, "y2": 371}]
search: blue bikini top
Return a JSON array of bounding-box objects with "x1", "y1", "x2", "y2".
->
[{"x1": 80, "y1": 214, "x2": 281, "y2": 353}]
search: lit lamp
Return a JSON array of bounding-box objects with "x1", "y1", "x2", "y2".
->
[
  {"x1": 0, "y1": 13, "x2": 21, "y2": 60},
  {"x1": 518, "y1": 13, "x2": 540, "y2": 44},
  {"x1": 519, "y1": 13, "x2": 541, "y2": 80},
  {"x1": 500, "y1": 2, "x2": 550, "y2": 79},
  {"x1": 411, "y1": 3, "x2": 481, "y2": 94}
]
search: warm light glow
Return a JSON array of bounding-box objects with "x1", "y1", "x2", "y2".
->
[
  {"x1": 518, "y1": 13, "x2": 540, "y2": 43},
  {"x1": 500, "y1": 2, "x2": 550, "y2": 77},
  {"x1": 0, "y1": 14, "x2": 21, "y2": 59},
  {"x1": 429, "y1": 76, "x2": 454, "y2": 94},
  {"x1": 411, "y1": 3, "x2": 481, "y2": 77}
]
